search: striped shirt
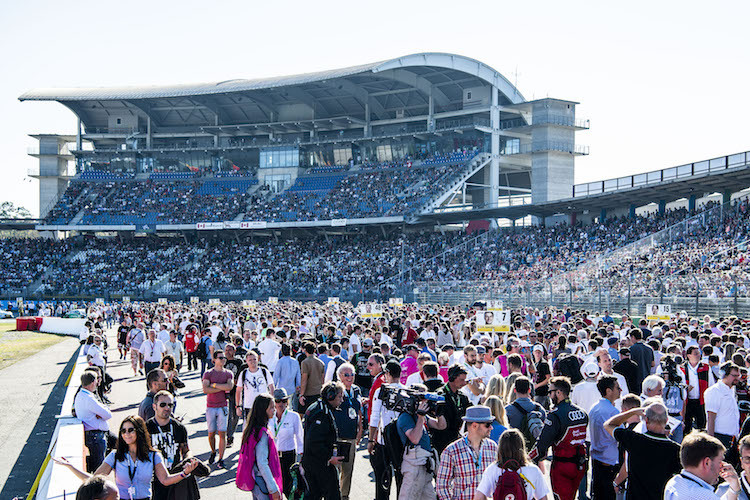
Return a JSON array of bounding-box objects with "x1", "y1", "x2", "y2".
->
[{"x1": 436, "y1": 436, "x2": 497, "y2": 500}]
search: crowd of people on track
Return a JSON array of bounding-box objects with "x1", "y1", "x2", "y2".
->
[{"x1": 52, "y1": 298, "x2": 750, "y2": 500}]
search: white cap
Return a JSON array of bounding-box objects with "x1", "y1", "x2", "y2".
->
[{"x1": 581, "y1": 360, "x2": 600, "y2": 379}]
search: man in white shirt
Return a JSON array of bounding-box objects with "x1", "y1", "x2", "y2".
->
[
  {"x1": 269, "y1": 388, "x2": 303, "y2": 497},
  {"x1": 140, "y1": 329, "x2": 166, "y2": 375},
  {"x1": 209, "y1": 320, "x2": 223, "y2": 343},
  {"x1": 258, "y1": 329, "x2": 282, "y2": 374},
  {"x1": 75, "y1": 370, "x2": 112, "y2": 472},
  {"x1": 705, "y1": 361, "x2": 741, "y2": 449},
  {"x1": 596, "y1": 348, "x2": 628, "y2": 407},
  {"x1": 165, "y1": 330, "x2": 184, "y2": 370},
  {"x1": 157, "y1": 324, "x2": 170, "y2": 344}
]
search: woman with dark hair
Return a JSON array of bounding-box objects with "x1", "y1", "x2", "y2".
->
[
  {"x1": 236, "y1": 393, "x2": 283, "y2": 499},
  {"x1": 473, "y1": 428, "x2": 550, "y2": 500},
  {"x1": 54, "y1": 415, "x2": 198, "y2": 499},
  {"x1": 160, "y1": 355, "x2": 184, "y2": 395}
]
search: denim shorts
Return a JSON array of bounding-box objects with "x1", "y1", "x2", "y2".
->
[{"x1": 206, "y1": 406, "x2": 228, "y2": 433}]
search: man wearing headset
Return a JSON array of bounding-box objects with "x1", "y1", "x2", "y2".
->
[{"x1": 303, "y1": 381, "x2": 346, "y2": 500}]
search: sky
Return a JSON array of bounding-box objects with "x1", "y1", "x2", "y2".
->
[{"x1": 2, "y1": 1, "x2": 749, "y2": 216}]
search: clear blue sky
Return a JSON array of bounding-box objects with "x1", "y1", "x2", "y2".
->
[{"x1": 2, "y1": 1, "x2": 748, "y2": 216}]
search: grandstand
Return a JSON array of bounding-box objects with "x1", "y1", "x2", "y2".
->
[{"x1": 10, "y1": 53, "x2": 750, "y2": 316}]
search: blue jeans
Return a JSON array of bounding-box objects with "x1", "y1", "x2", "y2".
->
[
  {"x1": 84, "y1": 430, "x2": 107, "y2": 472},
  {"x1": 200, "y1": 357, "x2": 213, "y2": 375}
]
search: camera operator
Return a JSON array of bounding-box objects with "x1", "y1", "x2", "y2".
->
[
  {"x1": 658, "y1": 354, "x2": 687, "y2": 443},
  {"x1": 396, "y1": 383, "x2": 447, "y2": 500},
  {"x1": 368, "y1": 360, "x2": 404, "y2": 500}
]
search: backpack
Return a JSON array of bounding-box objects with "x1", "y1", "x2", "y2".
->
[
  {"x1": 382, "y1": 420, "x2": 406, "y2": 472},
  {"x1": 512, "y1": 402, "x2": 544, "y2": 450},
  {"x1": 492, "y1": 460, "x2": 528, "y2": 500},
  {"x1": 557, "y1": 354, "x2": 583, "y2": 384},
  {"x1": 198, "y1": 337, "x2": 211, "y2": 359}
]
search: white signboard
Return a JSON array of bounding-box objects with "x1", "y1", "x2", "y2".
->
[
  {"x1": 646, "y1": 304, "x2": 672, "y2": 321},
  {"x1": 95, "y1": 298, "x2": 104, "y2": 304},
  {"x1": 327, "y1": 297, "x2": 340, "y2": 305},
  {"x1": 476, "y1": 309, "x2": 511, "y2": 332},
  {"x1": 242, "y1": 299, "x2": 257, "y2": 308},
  {"x1": 331, "y1": 219, "x2": 347, "y2": 227},
  {"x1": 208, "y1": 298, "x2": 220, "y2": 305},
  {"x1": 190, "y1": 296, "x2": 200, "y2": 304},
  {"x1": 158, "y1": 298, "x2": 167, "y2": 305},
  {"x1": 359, "y1": 303, "x2": 383, "y2": 318},
  {"x1": 196, "y1": 222, "x2": 224, "y2": 230},
  {"x1": 240, "y1": 221, "x2": 268, "y2": 229},
  {"x1": 122, "y1": 296, "x2": 130, "y2": 303},
  {"x1": 388, "y1": 298, "x2": 404, "y2": 307},
  {"x1": 485, "y1": 299, "x2": 503, "y2": 311},
  {"x1": 268, "y1": 297, "x2": 279, "y2": 304}
]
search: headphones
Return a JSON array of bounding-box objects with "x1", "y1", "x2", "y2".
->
[
  {"x1": 322, "y1": 384, "x2": 339, "y2": 401},
  {"x1": 447, "y1": 365, "x2": 464, "y2": 383}
]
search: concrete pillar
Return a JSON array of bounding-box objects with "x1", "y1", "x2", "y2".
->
[
  {"x1": 146, "y1": 117, "x2": 152, "y2": 149},
  {"x1": 629, "y1": 204, "x2": 636, "y2": 218},
  {"x1": 364, "y1": 102, "x2": 370, "y2": 137},
  {"x1": 600, "y1": 208, "x2": 607, "y2": 222},
  {"x1": 569, "y1": 212, "x2": 577, "y2": 226},
  {"x1": 658, "y1": 200, "x2": 666, "y2": 214},
  {"x1": 428, "y1": 94, "x2": 434, "y2": 131},
  {"x1": 76, "y1": 118, "x2": 82, "y2": 150},
  {"x1": 723, "y1": 190, "x2": 732, "y2": 205},
  {"x1": 688, "y1": 195, "x2": 696, "y2": 212},
  {"x1": 489, "y1": 87, "x2": 500, "y2": 209}
]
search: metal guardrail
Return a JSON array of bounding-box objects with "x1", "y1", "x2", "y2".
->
[{"x1": 573, "y1": 150, "x2": 750, "y2": 197}]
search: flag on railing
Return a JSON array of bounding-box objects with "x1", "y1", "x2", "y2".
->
[
  {"x1": 186, "y1": 164, "x2": 199, "y2": 172},
  {"x1": 231, "y1": 163, "x2": 240, "y2": 171}
]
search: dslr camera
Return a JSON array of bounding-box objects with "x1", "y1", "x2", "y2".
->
[{"x1": 379, "y1": 384, "x2": 445, "y2": 417}]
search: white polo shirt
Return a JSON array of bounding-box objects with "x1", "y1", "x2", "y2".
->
[{"x1": 704, "y1": 380, "x2": 740, "y2": 437}]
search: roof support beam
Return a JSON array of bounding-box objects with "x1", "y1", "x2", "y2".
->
[
  {"x1": 124, "y1": 100, "x2": 163, "y2": 127},
  {"x1": 374, "y1": 69, "x2": 451, "y2": 108}
]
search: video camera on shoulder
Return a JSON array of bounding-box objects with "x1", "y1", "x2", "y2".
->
[
  {"x1": 660, "y1": 354, "x2": 684, "y2": 385},
  {"x1": 379, "y1": 384, "x2": 445, "y2": 417}
]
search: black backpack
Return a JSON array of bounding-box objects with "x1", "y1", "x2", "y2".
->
[
  {"x1": 557, "y1": 354, "x2": 583, "y2": 384},
  {"x1": 197, "y1": 337, "x2": 209, "y2": 360},
  {"x1": 382, "y1": 420, "x2": 406, "y2": 472},
  {"x1": 512, "y1": 402, "x2": 545, "y2": 450}
]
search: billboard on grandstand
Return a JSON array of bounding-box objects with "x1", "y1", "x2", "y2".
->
[
  {"x1": 646, "y1": 304, "x2": 672, "y2": 321},
  {"x1": 482, "y1": 300, "x2": 503, "y2": 311},
  {"x1": 328, "y1": 297, "x2": 340, "y2": 305},
  {"x1": 359, "y1": 303, "x2": 383, "y2": 318},
  {"x1": 389, "y1": 298, "x2": 404, "y2": 307},
  {"x1": 268, "y1": 297, "x2": 279, "y2": 304},
  {"x1": 476, "y1": 309, "x2": 511, "y2": 332}
]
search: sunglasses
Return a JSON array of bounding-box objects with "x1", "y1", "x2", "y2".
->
[
  {"x1": 341, "y1": 373, "x2": 354, "y2": 377},
  {"x1": 482, "y1": 422, "x2": 493, "y2": 428},
  {"x1": 121, "y1": 427, "x2": 137, "y2": 434},
  {"x1": 275, "y1": 399, "x2": 288, "y2": 404},
  {"x1": 158, "y1": 402, "x2": 174, "y2": 408},
  {"x1": 217, "y1": 356, "x2": 226, "y2": 360}
]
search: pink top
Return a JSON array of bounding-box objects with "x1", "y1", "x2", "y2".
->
[
  {"x1": 400, "y1": 356, "x2": 418, "y2": 385},
  {"x1": 236, "y1": 426, "x2": 283, "y2": 493}
]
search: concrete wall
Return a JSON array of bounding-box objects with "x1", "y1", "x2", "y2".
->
[
  {"x1": 463, "y1": 86, "x2": 490, "y2": 109},
  {"x1": 278, "y1": 103, "x2": 314, "y2": 122},
  {"x1": 107, "y1": 114, "x2": 138, "y2": 132},
  {"x1": 531, "y1": 151, "x2": 574, "y2": 203}
]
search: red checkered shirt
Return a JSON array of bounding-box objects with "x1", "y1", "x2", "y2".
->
[{"x1": 436, "y1": 436, "x2": 498, "y2": 500}]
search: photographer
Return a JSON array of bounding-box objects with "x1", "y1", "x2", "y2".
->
[{"x1": 396, "y1": 383, "x2": 447, "y2": 500}]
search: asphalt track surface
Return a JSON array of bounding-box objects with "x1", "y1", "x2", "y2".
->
[
  {"x1": 0, "y1": 331, "x2": 79, "y2": 499},
  {"x1": 100, "y1": 326, "x2": 394, "y2": 499}
]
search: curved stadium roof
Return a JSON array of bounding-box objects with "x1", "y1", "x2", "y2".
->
[{"x1": 19, "y1": 53, "x2": 526, "y2": 130}]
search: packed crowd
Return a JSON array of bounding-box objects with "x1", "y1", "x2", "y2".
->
[
  {"x1": 6, "y1": 196, "x2": 750, "y2": 301},
  {"x1": 59, "y1": 299, "x2": 750, "y2": 500}
]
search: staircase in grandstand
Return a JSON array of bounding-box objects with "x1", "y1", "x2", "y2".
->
[{"x1": 413, "y1": 152, "x2": 490, "y2": 217}]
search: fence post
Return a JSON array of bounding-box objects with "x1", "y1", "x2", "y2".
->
[
  {"x1": 734, "y1": 278, "x2": 739, "y2": 316},
  {"x1": 597, "y1": 279, "x2": 602, "y2": 312},
  {"x1": 547, "y1": 279, "x2": 553, "y2": 307},
  {"x1": 627, "y1": 276, "x2": 632, "y2": 316},
  {"x1": 567, "y1": 279, "x2": 573, "y2": 307},
  {"x1": 693, "y1": 274, "x2": 700, "y2": 316}
]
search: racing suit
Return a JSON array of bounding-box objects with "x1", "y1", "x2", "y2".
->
[{"x1": 529, "y1": 398, "x2": 589, "y2": 500}]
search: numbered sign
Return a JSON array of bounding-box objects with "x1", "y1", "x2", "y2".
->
[
  {"x1": 646, "y1": 304, "x2": 672, "y2": 321},
  {"x1": 476, "y1": 309, "x2": 511, "y2": 332}
]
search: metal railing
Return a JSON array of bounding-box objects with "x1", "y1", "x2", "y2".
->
[{"x1": 573, "y1": 150, "x2": 750, "y2": 197}]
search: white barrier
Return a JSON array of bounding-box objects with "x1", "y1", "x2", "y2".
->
[
  {"x1": 35, "y1": 346, "x2": 89, "y2": 499},
  {"x1": 39, "y1": 317, "x2": 89, "y2": 338}
]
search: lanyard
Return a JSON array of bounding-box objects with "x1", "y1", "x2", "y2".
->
[
  {"x1": 464, "y1": 437, "x2": 481, "y2": 469},
  {"x1": 127, "y1": 454, "x2": 138, "y2": 483},
  {"x1": 679, "y1": 473, "x2": 713, "y2": 491},
  {"x1": 274, "y1": 410, "x2": 288, "y2": 437}
]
